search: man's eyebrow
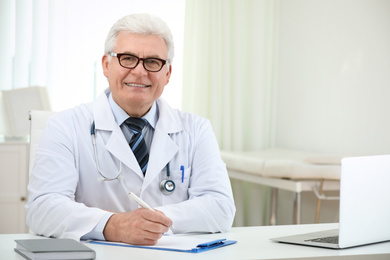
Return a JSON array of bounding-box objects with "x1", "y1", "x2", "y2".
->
[
  {"x1": 119, "y1": 51, "x2": 137, "y2": 56},
  {"x1": 119, "y1": 51, "x2": 165, "y2": 59}
]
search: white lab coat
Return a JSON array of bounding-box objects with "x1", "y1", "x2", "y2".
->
[{"x1": 26, "y1": 90, "x2": 236, "y2": 240}]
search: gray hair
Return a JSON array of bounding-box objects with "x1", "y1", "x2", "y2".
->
[{"x1": 104, "y1": 13, "x2": 174, "y2": 67}]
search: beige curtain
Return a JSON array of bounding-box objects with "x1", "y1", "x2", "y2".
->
[
  {"x1": 182, "y1": 0, "x2": 278, "y2": 226},
  {"x1": 182, "y1": 0, "x2": 277, "y2": 151}
]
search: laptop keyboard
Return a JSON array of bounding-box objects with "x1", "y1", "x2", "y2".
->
[{"x1": 306, "y1": 235, "x2": 339, "y2": 244}]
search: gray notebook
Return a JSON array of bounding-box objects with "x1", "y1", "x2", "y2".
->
[
  {"x1": 271, "y1": 154, "x2": 390, "y2": 249},
  {"x1": 14, "y1": 238, "x2": 96, "y2": 260}
]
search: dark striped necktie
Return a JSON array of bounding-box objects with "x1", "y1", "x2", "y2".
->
[{"x1": 124, "y1": 117, "x2": 149, "y2": 175}]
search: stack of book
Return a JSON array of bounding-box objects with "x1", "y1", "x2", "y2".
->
[{"x1": 14, "y1": 238, "x2": 96, "y2": 260}]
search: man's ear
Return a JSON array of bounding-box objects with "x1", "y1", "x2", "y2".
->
[
  {"x1": 165, "y1": 65, "x2": 172, "y2": 85},
  {"x1": 102, "y1": 55, "x2": 110, "y2": 78}
]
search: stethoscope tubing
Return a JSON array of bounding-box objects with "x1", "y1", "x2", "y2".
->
[{"x1": 91, "y1": 121, "x2": 122, "y2": 181}]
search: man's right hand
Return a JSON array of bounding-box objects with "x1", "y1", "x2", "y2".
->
[{"x1": 103, "y1": 208, "x2": 173, "y2": 245}]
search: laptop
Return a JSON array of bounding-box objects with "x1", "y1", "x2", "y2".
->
[{"x1": 271, "y1": 154, "x2": 390, "y2": 249}]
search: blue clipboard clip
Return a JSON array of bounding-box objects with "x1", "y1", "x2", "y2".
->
[
  {"x1": 197, "y1": 238, "x2": 227, "y2": 247},
  {"x1": 191, "y1": 239, "x2": 237, "y2": 253}
]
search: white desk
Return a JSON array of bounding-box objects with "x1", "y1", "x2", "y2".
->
[{"x1": 1, "y1": 224, "x2": 389, "y2": 260}]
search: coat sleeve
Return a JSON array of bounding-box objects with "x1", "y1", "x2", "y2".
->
[
  {"x1": 25, "y1": 111, "x2": 108, "y2": 241},
  {"x1": 157, "y1": 118, "x2": 236, "y2": 233}
]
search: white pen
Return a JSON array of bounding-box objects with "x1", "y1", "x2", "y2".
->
[
  {"x1": 129, "y1": 192, "x2": 155, "y2": 211},
  {"x1": 129, "y1": 192, "x2": 175, "y2": 230}
]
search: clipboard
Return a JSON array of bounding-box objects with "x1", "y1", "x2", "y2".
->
[{"x1": 90, "y1": 236, "x2": 237, "y2": 253}]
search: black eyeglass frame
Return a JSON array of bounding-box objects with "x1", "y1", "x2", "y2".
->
[{"x1": 109, "y1": 52, "x2": 167, "y2": 72}]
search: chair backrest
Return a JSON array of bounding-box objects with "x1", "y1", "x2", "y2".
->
[
  {"x1": 3, "y1": 86, "x2": 51, "y2": 137},
  {"x1": 28, "y1": 110, "x2": 57, "y2": 174}
]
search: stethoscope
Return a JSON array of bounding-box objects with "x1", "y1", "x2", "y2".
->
[{"x1": 91, "y1": 121, "x2": 175, "y2": 195}]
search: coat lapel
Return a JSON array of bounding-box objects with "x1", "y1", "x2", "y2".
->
[
  {"x1": 93, "y1": 91, "x2": 142, "y2": 177},
  {"x1": 142, "y1": 98, "x2": 182, "y2": 189}
]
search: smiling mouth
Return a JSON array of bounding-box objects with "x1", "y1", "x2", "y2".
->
[{"x1": 125, "y1": 83, "x2": 151, "y2": 88}]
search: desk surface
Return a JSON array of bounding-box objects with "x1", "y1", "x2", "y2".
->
[{"x1": 1, "y1": 224, "x2": 389, "y2": 260}]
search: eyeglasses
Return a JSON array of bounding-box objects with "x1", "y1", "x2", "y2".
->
[{"x1": 109, "y1": 52, "x2": 167, "y2": 72}]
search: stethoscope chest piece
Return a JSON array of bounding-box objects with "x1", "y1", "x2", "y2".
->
[
  {"x1": 159, "y1": 161, "x2": 175, "y2": 195},
  {"x1": 160, "y1": 179, "x2": 175, "y2": 195}
]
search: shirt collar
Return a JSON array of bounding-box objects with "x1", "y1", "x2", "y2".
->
[{"x1": 108, "y1": 92, "x2": 158, "y2": 129}]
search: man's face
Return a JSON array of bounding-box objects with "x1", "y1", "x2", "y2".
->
[{"x1": 102, "y1": 31, "x2": 172, "y2": 117}]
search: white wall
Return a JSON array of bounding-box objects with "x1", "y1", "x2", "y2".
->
[
  {"x1": 263, "y1": 0, "x2": 390, "y2": 226},
  {"x1": 275, "y1": 0, "x2": 390, "y2": 156}
]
